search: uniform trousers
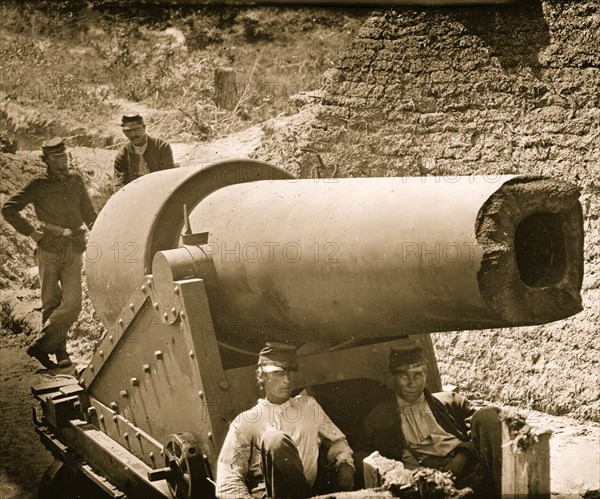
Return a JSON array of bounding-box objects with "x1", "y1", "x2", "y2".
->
[{"x1": 30, "y1": 246, "x2": 83, "y2": 360}]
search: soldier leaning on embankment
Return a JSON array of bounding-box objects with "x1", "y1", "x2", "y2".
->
[
  {"x1": 113, "y1": 114, "x2": 175, "y2": 190},
  {"x1": 2, "y1": 137, "x2": 97, "y2": 370}
]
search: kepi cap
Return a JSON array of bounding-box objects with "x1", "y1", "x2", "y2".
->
[
  {"x1": 41, "y1": 137, "x2": 67, "y2": 156},
  {"x1": 258, "y1": 342, "x2": 299, "y2": 373},
  {"x1": 121, "y1": 114, "x2": 145, "y2": 130},
  {"x1": 389, "y1": 341, "x2": 427, "y2": 373}
]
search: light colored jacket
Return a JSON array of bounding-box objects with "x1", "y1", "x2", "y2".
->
[{"x1": 216, "y1": 394, "x2": 354, "y2": 499}]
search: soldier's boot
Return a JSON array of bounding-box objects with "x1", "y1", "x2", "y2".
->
[
  {"x1": 26, "y1": 345, "x2": 58, "y2": 370},
  {"x1": 56, "y1": 350, "x2": 73, "y2": 368}
]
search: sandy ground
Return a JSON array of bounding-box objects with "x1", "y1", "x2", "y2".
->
[{"x1": 0, "y1": 341, "x2": 64, "y2": 499}]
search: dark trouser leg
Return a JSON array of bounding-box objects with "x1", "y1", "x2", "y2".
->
[
  {"x1": 260, "y1": 428, "x2": 313, "y2": 499},
  {"x1": 470, "y1": 406, "x2": 502, "y2": 498},
  {"x1": 31, "y1": 248, "x2": 82, "y2": 355}
]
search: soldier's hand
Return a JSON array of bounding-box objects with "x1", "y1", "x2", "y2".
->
[
  {"x1": 336, "y1": 463, "x2": 355, "y2": 491},
  {"x1": 29, "y1": 229, "x2": 44, "y2": 242}
]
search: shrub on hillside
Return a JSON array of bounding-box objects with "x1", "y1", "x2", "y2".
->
[
  {"x1": 0, "y1": 1, "x2": 367, "y2": 142},
  {"x1": 181, "y1": 12, "x2": 224, "y2": 51},
  {"x1": 240, "y1": 11, "x2": 275, "y2": 42}
]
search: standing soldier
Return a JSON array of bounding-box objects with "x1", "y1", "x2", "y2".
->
[
  {"x1": 2, "y1": 137, "x2": 97, "y2": 369},
  {"x1": 113, "y1": 114, "x2": 175, "y2": 189}
]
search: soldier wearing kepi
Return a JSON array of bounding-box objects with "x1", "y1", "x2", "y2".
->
[
  {"x1": 216, "y1": 342, "x2": 355, "y2": 499},
  {"x1": 113, "y1": 114, "x2": 175, "y2": 189},
  {"x1": 356, "y1": 341, "x2": 502, "y2": 498},
  {"x1": 2, "y1": 137, "x2": 97, "y2": 369}
]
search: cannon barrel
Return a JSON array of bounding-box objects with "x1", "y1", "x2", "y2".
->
[{"x1": 87, "y1": 161, "x2": 583, "y2": 354}]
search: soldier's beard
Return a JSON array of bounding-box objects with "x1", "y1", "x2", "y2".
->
[{"x1": 48, "y1": 167, "x2": 68, "y2": 180}]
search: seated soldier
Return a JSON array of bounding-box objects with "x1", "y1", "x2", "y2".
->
[
  {"x1": 216, "y1": 342, "x2": 355, "y2": 499},
  {"x1": 356, "y1": 342, "x2": 502, "y2": 498}
]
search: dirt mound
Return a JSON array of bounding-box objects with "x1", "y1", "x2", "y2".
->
[
  {"x1": 0, "y1": 153, "x2": 42, "y2": 288},
  {"x1": 252, "y1": 2, "x2": 600, "y2": 422}
]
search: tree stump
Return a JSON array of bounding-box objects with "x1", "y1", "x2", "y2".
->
[{"x1": 214, "y1": 67, "x2": 238, "y2": 110}]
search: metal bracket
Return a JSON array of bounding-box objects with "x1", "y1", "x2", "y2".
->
[{"x1": 80, "y1": 282, "x2": 151, "y2": 389}]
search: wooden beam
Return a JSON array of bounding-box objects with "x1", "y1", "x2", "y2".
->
[{"x1": 501, "y1": 415, "x2": 552, "y2": 499}]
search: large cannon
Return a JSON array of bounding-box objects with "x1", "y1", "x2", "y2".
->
[{"x1": 33, "y1": 160, "x2": 583, "y2": 498}]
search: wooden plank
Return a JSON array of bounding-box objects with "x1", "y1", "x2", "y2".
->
[{"x1": 501, "y1": 418, "x2": 551, "y2": 498}]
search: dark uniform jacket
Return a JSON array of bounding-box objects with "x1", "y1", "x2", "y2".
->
[
  {"x1": 113, "y1": 135, "x2": 174, "y2": 188},
  {"x1": 2, "y1": 171, "x2": 97, "y2": 252},
  {"x1": 357, "y1": 390, "x2": 477, "y2": 462}
]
